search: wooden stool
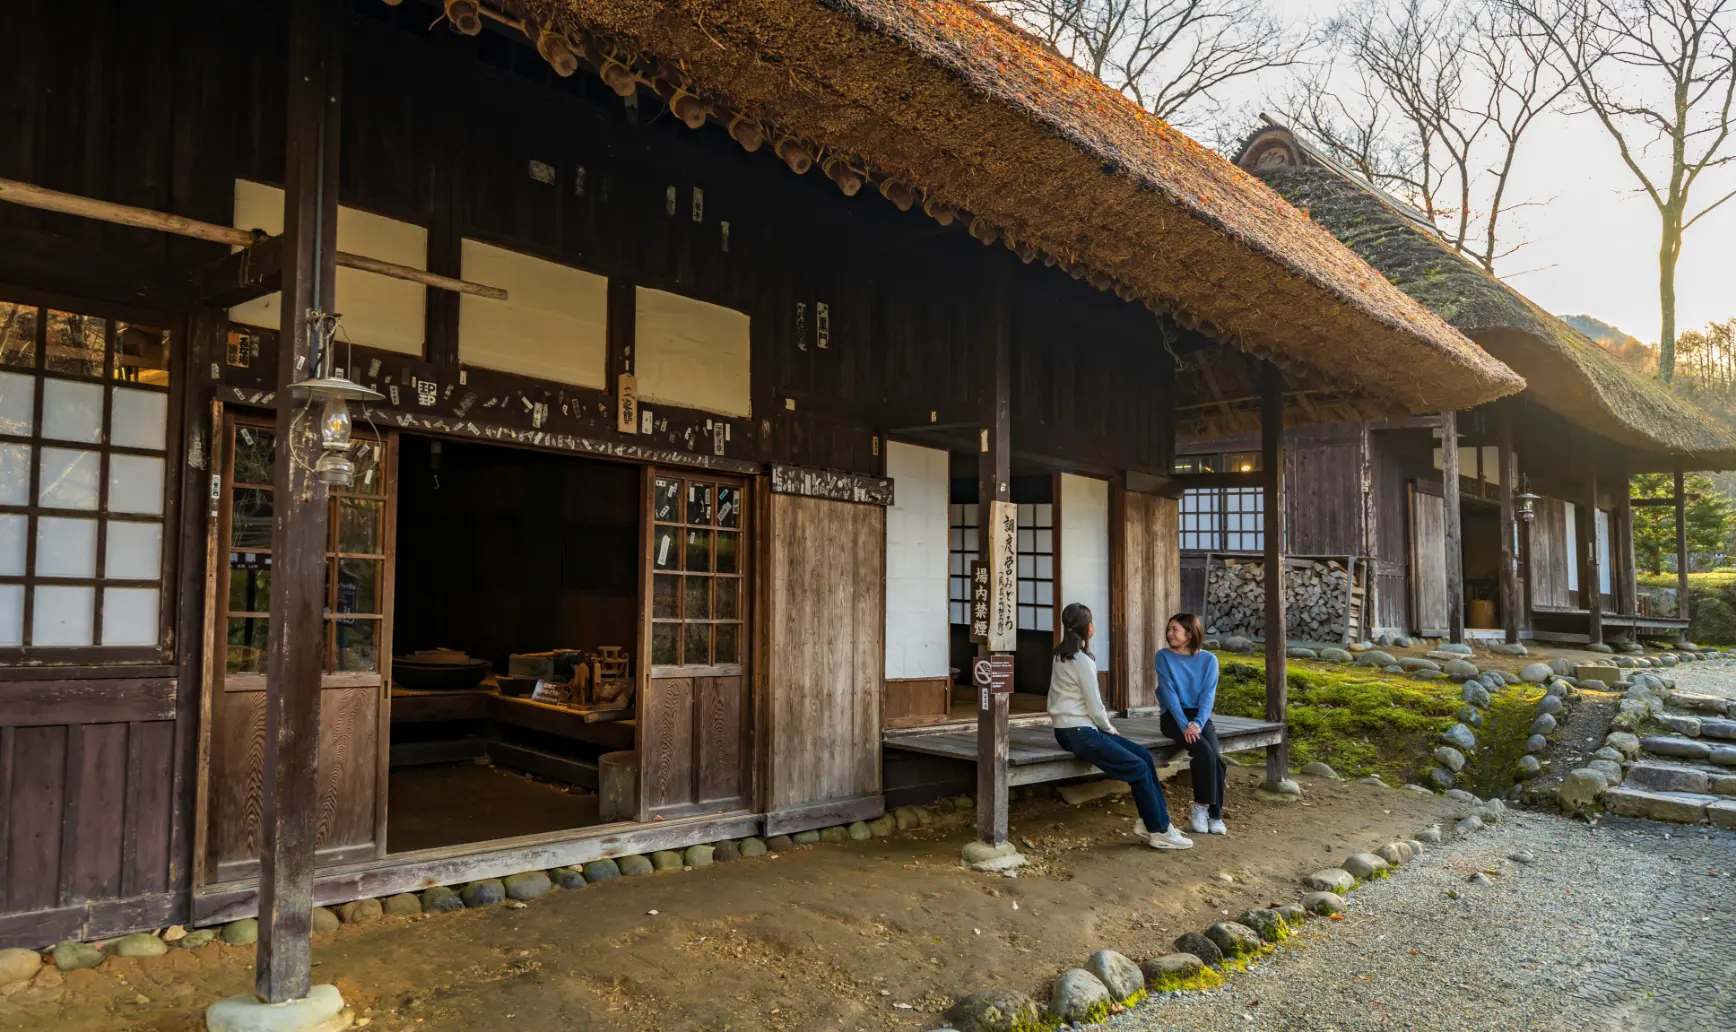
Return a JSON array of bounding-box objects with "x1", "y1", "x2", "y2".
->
[{"x1": 599, "y1": 750, "x2": 638, "y2": 822}]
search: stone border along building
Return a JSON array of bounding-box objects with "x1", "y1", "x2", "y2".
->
[
  {"x1": 1172, "y1": 121, "x2": 1736, "y2": 649},
  {"x1": 0, "y1": 0, "x2": 1523, "y2": 1007}
]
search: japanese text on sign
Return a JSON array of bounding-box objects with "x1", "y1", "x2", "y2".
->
[
  {"x1": 969, "y1": 560, "x2": 991, "y2": 644},
  {"x1": 988, "y1": 500, "x2": 1017, "y2": 652}
]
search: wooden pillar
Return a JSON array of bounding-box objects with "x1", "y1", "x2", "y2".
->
[
  {"x1": 1441, "y1": 411, "x2": 1464, "y2": 644},
  {"x1": 1260, "y1": 362, "x2": 1288, "y2": 785},
  {"x1": 1676, "y1": 461, "x2": 1690, "y2": 629},
  {"x1": 256, "y1": 0, "x2": 341, "y2": 1004},
  {"x1": 975, "y1": 270, "x2": 1011, "y2": 846},
  {"x1": 1497, "y1": 409, "x2": 1518, "y2": 644},
  {"x1": 1587, "y1": 466, "x2": 1603, "y2": 645},
  {"x1": 1611, "y1": 462, "x2": 1624, "y2": 615}
]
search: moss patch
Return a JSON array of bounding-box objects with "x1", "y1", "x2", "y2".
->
[
  {"x1": 1213, "y1": 659, "x2": 1461, "y2": 784},
  {"x1": 1149, "y1": 968, "x2": 1224, "y2": 993}
]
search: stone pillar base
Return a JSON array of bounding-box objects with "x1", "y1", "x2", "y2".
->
[
  {"x1": 961, "y1": 840, "x2": 1027, "y2": 873},
  {"x1": 206, "y1": 984, "x2": 352, "y2": 1032},
  {"x1": 1256, "y1": 778, "x2": 1303, "y2": 803}
]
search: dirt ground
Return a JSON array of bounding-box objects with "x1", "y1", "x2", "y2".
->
[{"x1": 0, "y1": 765, "x2": 1458, "y2": 1032}]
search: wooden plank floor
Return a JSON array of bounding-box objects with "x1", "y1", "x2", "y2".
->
[{"x1": 882, "y1": 714, "x2": 1283, "y2": 766}]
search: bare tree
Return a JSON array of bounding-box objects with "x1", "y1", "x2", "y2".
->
[
  {"x1": 989, "y1": 0, "x2": 1312, "y2": 125},
  {"x1": 1503, "y1": 0, "x2": 1736, "y2": 382},
  {"x1": 1273, "y1": 0, "x2": 1570, "y2": 271}
]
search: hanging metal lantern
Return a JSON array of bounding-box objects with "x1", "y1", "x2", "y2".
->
[
  {"x1": 292, "y1": 311, "x2": 383, "y2": 489},
  {"x1": 1515, "y1": 487, "x2": 1539, "y2": 523}
]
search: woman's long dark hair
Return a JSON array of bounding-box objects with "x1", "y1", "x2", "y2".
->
[{"x1": 1054, "y1": 602, "x2": 1093, "y2": 661}]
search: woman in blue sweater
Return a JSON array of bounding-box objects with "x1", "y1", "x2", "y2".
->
[{"x1": 1154, "y1": 612, "x2": 1228, "y2": 835}]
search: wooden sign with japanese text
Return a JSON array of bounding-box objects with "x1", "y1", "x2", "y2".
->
[
  {"x1": 969, "y1": 560, "x2": 991, "y2": 644},
  {"x1": 988, "y1": 499, "x2": 1017, "y2": 652},
  {"x1": 617, "y1": 372, "x2": 638, "y2": 433}
]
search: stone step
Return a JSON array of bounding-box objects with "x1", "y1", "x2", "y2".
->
[
  {"x1": 1638, "y1": 736, "x2": 1736, "y2": 764},
  {"x1": 1604, "y1": 787, "x2": 1736, "y2": 828},
  {"x1": 1647, "y1": 715, "x2": 1736, "y2": 742},
  {"x1": 1668, "y1": 692, "x2": 1736, "y2": 716},
  {"x1": 1622, "y1": 760, "x2": 1736, "y2": 796}
]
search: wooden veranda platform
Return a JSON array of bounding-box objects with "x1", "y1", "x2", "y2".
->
[{"x1": 882, "y1": 714, "x2": 1285, "y2": 787}]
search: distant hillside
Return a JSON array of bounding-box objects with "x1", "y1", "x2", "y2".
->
[{"x1": 1561, "y1": 313, "x2": 1656, "y2": 374}]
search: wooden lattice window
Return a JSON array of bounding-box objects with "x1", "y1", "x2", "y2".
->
[
  {"x1": 1176, "y1": 451, "x2": 1264, "y2": 552},
  {"x1": 221, "y1": 416, "x2": 393, "y2": 682},
  {"x1": 947, "y1": 502, "x2": 979, "y2": 625},
  {"x1": 1016, "y1": 502, "x2": 1054, "y2": 631},
  {"x1": 649, "y1": 475, "x2": 744, "y2": 671},
  {"x1": 0, "y1": 297, "x2": 173, "y2": 657}
]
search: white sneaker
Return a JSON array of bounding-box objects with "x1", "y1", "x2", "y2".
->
[
  {"x1": 1209, "y1": 818, "x2": 1229, "y2": 835},
  {"x1": 1190, "y1": 804, "x2": 1211, "y2": 835},
  {"x1": 1149, "y1": 826, "x2": 1194, "y2": 850}
]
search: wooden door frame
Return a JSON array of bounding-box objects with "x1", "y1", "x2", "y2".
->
[
  {"x1": 635, "y1": 466, "x2": 755, "y2": 822},
  {"x1": 193, "y1": 409, "x2": 396, "y2": 886}
]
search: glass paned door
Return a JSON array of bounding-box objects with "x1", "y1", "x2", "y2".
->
[{"x1": 639, "y1": 468, "x2": 751, "y2": 821}]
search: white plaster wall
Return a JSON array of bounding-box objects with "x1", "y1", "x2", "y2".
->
[
  {"x1": 458, "y1": 239, "x2": 608, "y2": 388},
  {"x1": 884, "y1": 442, "x2": 950, "y2": 680},
  {"x1": 635, "y1": 287, "x2": 752, "y2": 418},
  {"x1": 1059, "y1": 473, "x2": 1111, "y2": 671},
  {"x1": 1597, "y1": 508, "x2": 1613, "y2": 596},
  {"x1": 1565, "y1": 502, "x2": 1579, "y2": 592},
  {"x1": 229, "y1": 180, "x2": 427, "y2": 356}
]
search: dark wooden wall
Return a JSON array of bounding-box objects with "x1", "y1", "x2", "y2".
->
[
  {"x1": 0, "y1": 0, "x2": 1189, "y2": 942},
  {"x1": 1282, "y1": 423, "x2": 1366, "y2": 557}
]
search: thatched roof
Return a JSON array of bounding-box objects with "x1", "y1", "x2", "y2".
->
[
  {"x1": 1237, "y1": 125, "x2": 1736, "y2": 466},
  {"x1": 515, "y1": 0, "x2": 1523, "y2": 415}
]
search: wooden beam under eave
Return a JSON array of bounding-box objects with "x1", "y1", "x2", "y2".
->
[{"x1": 1498, "y1": 409, "x2": 1518, "y2": 644}]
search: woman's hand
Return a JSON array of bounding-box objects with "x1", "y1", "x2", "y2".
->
[{"x1": 1184, "y1": 722, "x2": 1201, "y2": 744}]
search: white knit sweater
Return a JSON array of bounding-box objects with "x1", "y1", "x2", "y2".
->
[{"x1": 1047, "y1": 652, "x2": 1113, "y2": 731}]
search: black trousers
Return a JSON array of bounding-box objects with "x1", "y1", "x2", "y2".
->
[{"x1": 1160, "y1": 708, "x2": 1226, "y2": 819}]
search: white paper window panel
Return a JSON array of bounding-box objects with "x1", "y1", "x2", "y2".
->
[
  {"x1": 228, "y1": 179, "x2": 427, "y2": 356},
  {"x1": 0, "y1": 584, "x2": 20, "y2": 645},
  {"x1": 0, "y1": 445, "x2": 27, "y2": 505},
  {"x1": 1596, "y1": 509, "x2": 1613, "y2": 595},
  {"x1": 951, "y1": 505, "x2": 979, "y2": 526},
  {"x1": 950, "y1": 576, "x2": 968, "y2": 602},
  {"x1": 950, "y1": 553, "x2": 967, "y2": 576},
  {"x1": 0, "y1": 513, "x2": 24, "y2": 575},
  {"x1": 1018, "y1": 529, "x2": 1033, "y2": 552},
  {"x1": 458, "y1": 239, "x2": 608, "y2": 388},
  {"x1": 1059, "y1": 473, "x2": 1112, "y2": 671},
  {"x1": 112, "y1": 388, "x2": 168, "y2": 450},
  {"x1": 107, "y1": 520, "x2": 163, "y2": 580},
  {"x1": 1564, "y1": 502, "x2": 1579, "y2": 592},
  {"x1": 634, "y1": 287, "x2": 751, "y2": 418},
  {"x1": 102, "y1": 588, "x2": 158, "y2": 645},
  {"x1": 950, "y1": 601, "x2": 967, "y2": 625},
  {"x1": 109, "y1": 454, "x2": 165, "y2": 515},
  {"x1": 39, "y1": 447, "x2": 100, "y2": 509},
  {"x1": 34, "y1": 585, "x2": 94, "y2": 645},
  {"x1": 36, "y1": 516, "x2": 97, "y2": 576},
  {"x1": 963, "y1": 528, "x2": 978, "y2": 552},
  {"x1": 41, "y1": 379, "x2": 104, "y2": 443},
  {"x1": 884, "y1": 442, "x2": 950, "y2": 679},
  {"x1": 0, "y1": 371, "x2": 33, "y2": 436}
]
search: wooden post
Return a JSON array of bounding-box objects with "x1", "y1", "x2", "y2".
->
[
  {"x1": 1616, "y1": 456, "x2": 1635, "y2": 618},
  {"x1": 1676, "y1": 461, "x2": 1690, "y2": 631},
  {"x1": 1587, "y1": 466, "x2": 1602, "y2": 646},
  {"x1": 1260, "y1": 362, "x2": 1288, "y2": 786},
  {"x1": 976, "y1": 270, "x2": 1011, "y2": 846},
  {"x1": 1497, "y1": 409, "x2": 1518, "y2": 644},
  {"x1": 255, "y1": 0, "x2": 340, "y2": 1004},
  {"x1": 1440, "y1": 411, "x2": 1464, "y2": 644}
]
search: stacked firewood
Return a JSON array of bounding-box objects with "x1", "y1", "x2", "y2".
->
[{"x1": 1206, "y1": 559, "x2": 1349, "y2": 642}]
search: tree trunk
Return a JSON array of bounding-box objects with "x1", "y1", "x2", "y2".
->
[{"x1": 1658, "y1": 215, "x2": 1682, "y2": 383}]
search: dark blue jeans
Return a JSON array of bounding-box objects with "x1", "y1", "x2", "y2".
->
[
  {"x1": 1053, "y1": 726, "x2": 1172, "y2": 833},
  {"x1": 1160, "y1": 709, "x2": 1225, "y2": 820}
]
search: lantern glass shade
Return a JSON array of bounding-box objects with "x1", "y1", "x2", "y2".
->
[{"x1": 1515, "y1": 491, "x2": 1539, "y2": 522}]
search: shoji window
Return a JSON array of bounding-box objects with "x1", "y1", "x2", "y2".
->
[{"x1": 0, "y1": 299, "x2": 172, "y2": 653}]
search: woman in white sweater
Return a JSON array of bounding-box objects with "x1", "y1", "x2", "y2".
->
[{"x1": 1047, "y1": 602, "x2": 1192, "y2": 850}]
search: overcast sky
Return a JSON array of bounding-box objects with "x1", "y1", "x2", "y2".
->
[{"x1": 1206, "y1": 0, "x2": 1736, "y2": 345}]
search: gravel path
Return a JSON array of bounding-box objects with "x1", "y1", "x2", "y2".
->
[
  {"x1": 1665, "y1": 658, "x2": 1736, "y2": 703},
  {"x1": 1107, "y1": 812, "x2": 1736, "y2": 1032}
]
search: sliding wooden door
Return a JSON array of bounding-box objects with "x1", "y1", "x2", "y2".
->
[
  {"x1": 196, "y1": 410, "x2": 396, "y2": 885},
  {"x1": 636, "y1": 469, "x2": 751, "y2": 820}
]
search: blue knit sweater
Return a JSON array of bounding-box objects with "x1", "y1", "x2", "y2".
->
[{"x1": 1155, "y1": 648, "x2": 1219, "y2": 727}]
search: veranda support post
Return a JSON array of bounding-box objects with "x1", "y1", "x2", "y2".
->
[
  {"x1": 1260, "y1": 361, "x2": 1289, "y2": 786},
  {"x1": 1587, "y1": 466, "x2": 1602, "y2": 646},
  {"x1": 1676, "y1": 461, "x2": 1690, "y2": 636},
  {"x1": 975, "y1": 268, "x2": 1012, "y2": 846},
  {"x1": 1441, "y1": 410, "x2": 1464, "y2": 644},
  {"x1": 1498, "y1": 408, "x2": 1518, "y2": 644},
  {"x1": 255, "y1": 0, "x2": 341, "y2": 1004}
]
